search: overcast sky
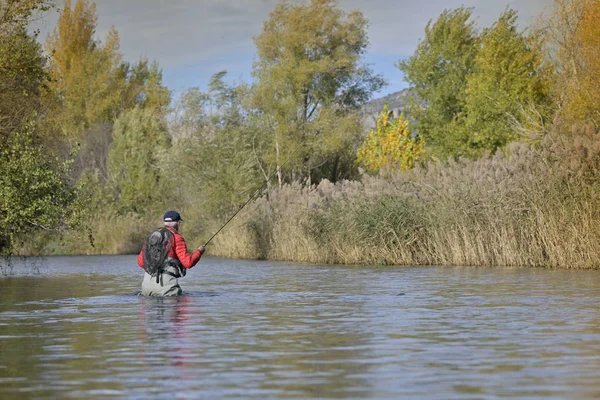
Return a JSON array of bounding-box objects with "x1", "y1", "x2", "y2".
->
[{"x1": 31, "y1": 0, "x2": 553, "y2": 98}]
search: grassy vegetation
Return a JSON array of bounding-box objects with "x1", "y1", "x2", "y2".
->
[
  {"x1": 209, "y1": 127, "x2": 600, "y2": 268},
  {"x1": 5, "y1": 0, "x2": 600, "y2": 270}
]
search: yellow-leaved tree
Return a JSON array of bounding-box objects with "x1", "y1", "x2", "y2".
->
[
  {"x1": 542, "y1": 0, "x2": 600, "y2": 129},
  {"x1": 357, "y1": 104, "x2": 424, "y2": 174},
  {"x1": 46, "y1": 0, "x2": 125, "y2": 139},
  {"x1": 574, "y1": 0, "x2": 600, "y2": 127}
]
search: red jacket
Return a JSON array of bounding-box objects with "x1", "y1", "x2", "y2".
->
[{"x1": 138, "y1": 227, "x2": 201, "y2": 270}]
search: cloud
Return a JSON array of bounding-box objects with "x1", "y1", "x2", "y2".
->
[
  {"x1": 30, "y1": 0, "x2": 553, "y2": 95},
  {"x1": 343, "y1": 0, "x2": 553, "y2": 57}
]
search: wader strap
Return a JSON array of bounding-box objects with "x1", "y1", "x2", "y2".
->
[
  {"x1": 163, "y1": 270, "x2": 180, "y2": 278},
  {"x1": 152, "y1": 270, "x2": 179, "y2": 284}
]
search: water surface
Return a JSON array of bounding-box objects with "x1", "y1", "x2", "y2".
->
[{"x1": 1, "y1": 256, "x2": 599, "y2": 399}]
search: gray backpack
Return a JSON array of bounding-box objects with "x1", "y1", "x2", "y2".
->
[{"x1": 142, "y1": 228, "x2": 174, "y2": 283}]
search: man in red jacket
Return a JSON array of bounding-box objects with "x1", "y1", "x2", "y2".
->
[{"x1": 138, "y1": 210, "x2": 205, "y2": 296}]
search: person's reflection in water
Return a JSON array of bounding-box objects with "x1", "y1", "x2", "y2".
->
[{"x1": 138, "y1": 295, "x2": 194, "y2": 371}]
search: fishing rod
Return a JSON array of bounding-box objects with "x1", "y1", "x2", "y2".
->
[{"x1": 203, "y1": 146, "x2": 302, "y2": 247}]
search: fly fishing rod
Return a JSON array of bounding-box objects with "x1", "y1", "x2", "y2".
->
[{"x1": 203, "y1": 146, "x2": 302, "y2": 247}]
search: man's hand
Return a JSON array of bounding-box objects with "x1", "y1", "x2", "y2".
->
[{"x1": 198, "y1": 245, "x2": 206, "y2": 255}]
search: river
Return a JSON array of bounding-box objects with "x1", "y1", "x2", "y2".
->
[{"x1": 0, "y1": 255, "x2": 599, "y2": 399}]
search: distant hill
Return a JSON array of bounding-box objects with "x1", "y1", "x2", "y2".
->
[{"x1": 359, "y1": 88, "x2": 415, "y2": 130}]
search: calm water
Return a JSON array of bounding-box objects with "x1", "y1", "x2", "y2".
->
[{"x1": 1, "y1": 256, "x2": 599, "y2": 399}]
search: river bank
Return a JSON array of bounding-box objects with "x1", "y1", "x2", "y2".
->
[
  {"x1": 210, "y1": 132, "x2": 600, "y2": 269},
  {"x1": 22, "y1": 130, "x2": 600, "y2": 270}
]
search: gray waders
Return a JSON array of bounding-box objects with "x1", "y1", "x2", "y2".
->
[{"x1": 141, "y1": 258, "x2": 186, "y2": 297}]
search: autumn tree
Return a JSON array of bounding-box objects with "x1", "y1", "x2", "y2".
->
[
  {"x1": 46, "y1": 0, "x2": 172, "y2": 184},
  {"x1": 398, "y1": 7, "x2": 479, "y2": 159},
  {"x1": 573, "y1": 0, "x2": 600, "y2": 127},
  {"x1": 356, "y1": 104, "x2": 423, "y2": 174},
  {"x1": 0, "y1": 0, "x2": 51, "y2": 30},
  {"x1": 46, "y1": 0, "x2": 125, "y2": 139},
  {"x1": 251, "y1": 0, "x2": 385, "y2": 185},
  {"x1": 540, "y1": 0, "x2": 600, "y2": 129}
]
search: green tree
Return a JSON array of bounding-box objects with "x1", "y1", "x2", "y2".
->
[
  {"x1": 251, "y1": 0, "x2": 385, "y2": 185},
  {"x1": 107, "y1": 106, "x2": 170, "y2": 214},
  {"x1": 166, "y1": 71, "x2": 261, "y2": 234},
  {"x1": 119, "y1": 58, "x2": 171, "y2": 113},
  {"x1": 0, "y1": 1, "x2": 80, "y2": 255},
  {"x1": 397, "y1": 7, "x2": 479, "y2": 158},
  {"x1": 1, "y1": 0, "x2": 53, "y2": 142},
  {"x1": 463, "y1": 9, "x2": 550, "y2": 153},
  {"x1": 0, "y1": 120, "x2": 78, "y2": 255},
  {"x1": 0, "y1": 25, "x2": 47, "y2": 139}
]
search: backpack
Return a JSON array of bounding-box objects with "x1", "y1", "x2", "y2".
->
[{"x1": 142, "y1": 228, "x2": 174, "y2": 282}]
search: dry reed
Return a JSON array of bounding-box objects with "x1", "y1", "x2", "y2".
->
[{"x1": 210, "y1": 129, "x2": 600, "y2": 268}]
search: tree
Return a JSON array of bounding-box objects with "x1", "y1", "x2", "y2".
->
[
  {"x1": 573, "y1": 0, "x2": 600, "y2": 127},
  {"x1": 0, "y1": 25, "x2": 47, "y2": 140},
  {"x1": 0, "y1": 0, "x2": 51, "y2": 29},
  {"x1": 140, "y1": 61, "x2": 171, "y2": 113},
  {"x1": 120, "y1": 58, "x2": 171, "y2": 113},
  {"x1": 0, "y1": 0, "x2": 53, "y2": 141},
  {"x1": 0, "y1": 0, "x2": 79, "y2": 254},
  {"x1": 107, "y1": 106, "x2": 170, "y2": 214},
  {"x1": 356, "y1": 104, "x2": 424, "y2": 174},
  {"x1": 251, "y1": 0, "x2": 385, "y2": 185},
  {"x1": 46, "y1": 0, "x2": 125, "y2": 139},
  {"x1": 462, "y1": 9, "x2": 550, "y2": 153},
  {"x1": 0, "y1": 120, "x2": 78, "y2": 255},
  {"x1": 166, "y1": 72, "x2": 261, "y2": 231},
  {"x1": 397, "y1": 7, "x2": 479, "y2": 159},
  {"x1": 540, "y1": 0, "x2": 600, "y2": 129}
]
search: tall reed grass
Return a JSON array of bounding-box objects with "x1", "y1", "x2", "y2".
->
[
  {"x1": 45, "y1": 213, "x2": 157, "y2": 255},
  {"x1": 211, "y1": 129, "x2": 600, "y2": 268}
]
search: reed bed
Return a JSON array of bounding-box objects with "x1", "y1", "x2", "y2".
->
[{"x1": 211, "y1": 130, "x2": 600, "y2": 268}]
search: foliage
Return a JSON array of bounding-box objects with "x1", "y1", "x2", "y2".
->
[
  {"x1": 251, "y1": 0, "x2": 385, "y2": 184},
  {"x1": 463, "y1": 9, "x2": 551, "y2": 153},
  {"x1": 213, "y1": 129, "x2": 600, "y2": 269},
  {"x1": 0, "y1": 0, "x2": 54, "y2": 142},
  {"x1": 6, "y1": 0, "x2": 600, "y2": 268},
  {"x1": 0, "y1": 0, "x2": 52, "y2": 29},
  {"x1": 0, "y1": 119, "x2": 78, "y2": 255},
  {"x1": 397, "y1": 7, "x2": 479, "y2": 159},
  {"x1": 356, "y1": 104, "x2": 424, "y2": 174},
  {"x1": 0, "y1": 0, "x2": 80, "y2": 255},
  {"x1": 540, "y1": 0, "x2": 600, "y2": 129},
  {"x1": 573, "y1": 0, "x2": 600, "y2": 127},
  {"x1": 0, "y1": 25, "x2": 47, "y2": 139},
  {"x1": 119, "y1": 58, "x2": 172, "y2": 114},
  {"x1": 399, "y1": 7, "x2": 551, "y2": 158},
  {"x1": 46, "y1": 0, "x2": 125, "y2": 139},
  {"x1": 165, "y1": 72, "x2": 262, "y2": 242},
  {"x1": 107, "y1": 106, "x2": 170, "y2": 214}
]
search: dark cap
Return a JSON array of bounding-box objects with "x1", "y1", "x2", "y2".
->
[{"x1": 163, "y1": 210, "x2": 182, "y2": 222}]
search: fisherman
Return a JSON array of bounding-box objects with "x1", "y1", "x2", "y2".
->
[{"x1": 138, "y1": 210, "x2": 205, "y2": 296}]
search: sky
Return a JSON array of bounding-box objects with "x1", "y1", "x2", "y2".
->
[{"x1": 31, "y1": 0, "x2": 553, "y2": 99}]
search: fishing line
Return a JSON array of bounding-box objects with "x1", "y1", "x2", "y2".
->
[{"x1": 203, "y1": 145, "x2": 302, "y2": 246}]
